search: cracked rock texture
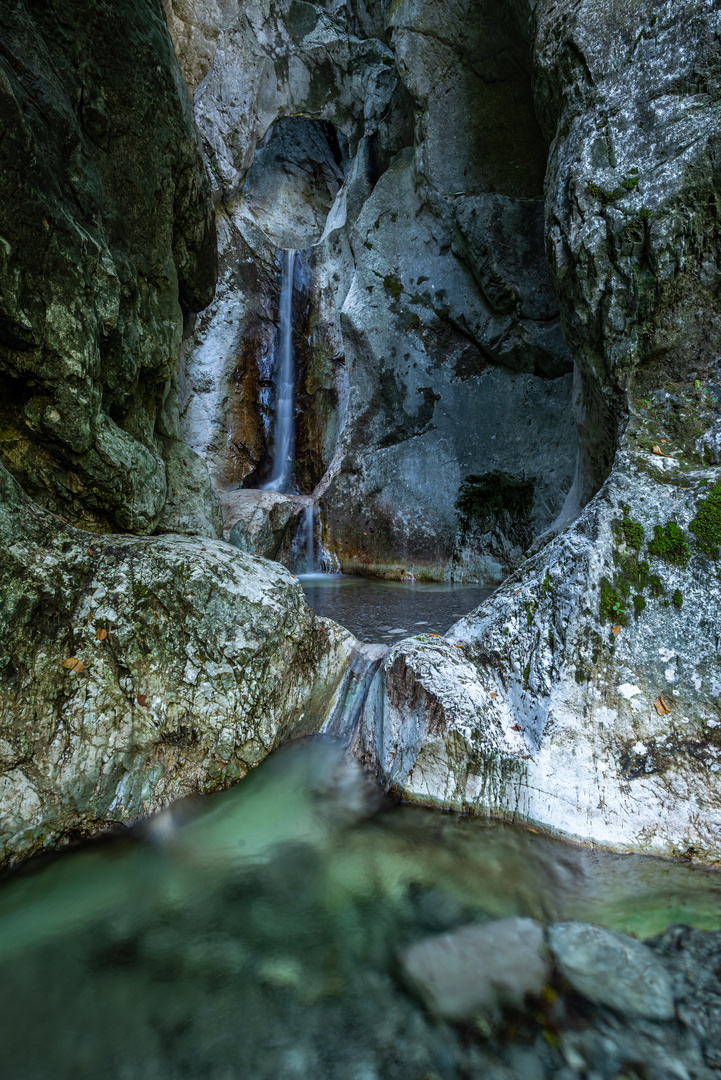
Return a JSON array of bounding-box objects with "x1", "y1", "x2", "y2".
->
[
  {"x1": 0, "y1": 0, "x2": 220, "y2": 537},
  {"x1": 0, "y1": 463, "x2": 352, "y2": 867},
  {"x1": 349, "y1": 0, "x2": 721, "y2": 856},
  {"x1": 355, "y1": 431, "x2": 721, "y2": 860},
  {"x1": 172, "y1": 0, "x2": 578, "y2": 578}
]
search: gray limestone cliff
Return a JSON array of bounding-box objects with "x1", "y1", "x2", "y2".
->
[{"x1": 351, "y1": 0, "x2": 721, "y2": 859}]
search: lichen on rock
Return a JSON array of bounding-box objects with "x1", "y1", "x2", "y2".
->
[{"x1": 0, "y1": 462, "x2": 353, "y2": 867}]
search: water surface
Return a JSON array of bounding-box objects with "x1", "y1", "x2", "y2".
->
[
  {"x1": 300, "y1": 575, "x2": 495, "y2": 642},
  {"x1": 1, "y1": 740, "x2": 719, "y2": 1080}
]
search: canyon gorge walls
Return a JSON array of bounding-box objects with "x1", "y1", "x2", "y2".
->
[
  {"x1": 0, "y1": 0, "x2": 719, "y2": 863},
  {"x1": 354, "y1": 0, "x2": 721, "y2": 858},
  {"x1": 0, "y1": 0, "x2": 221, "y2": 537},
  {"x1": 170, "y1": 0, "x2": 580, "y2": 581}
]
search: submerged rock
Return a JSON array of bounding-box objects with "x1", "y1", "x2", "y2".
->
[
  {"x1": 399, "y1": 917, "x2": 549, "y2": 1022},
  {"x1": 548, "y1": 922, "x2": 675, "y2": 1021},
  {"x1": 0, "y1": 463, "x2": 353, "y2": 867}
]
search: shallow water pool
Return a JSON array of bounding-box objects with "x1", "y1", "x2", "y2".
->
[
  {"x1": 1, "y1": 739, "x2": 719, "y2": 1080},
  {"x1": 299, "y1": 575, "x2": 495, "y2": 642}
]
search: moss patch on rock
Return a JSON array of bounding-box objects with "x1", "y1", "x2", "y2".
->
[
  {"x1": 689, "y1": 480, "x2": 721, "y2": 558},
  {"x1": 648, "y1": 521, "x2": 690, "y2": 566}
]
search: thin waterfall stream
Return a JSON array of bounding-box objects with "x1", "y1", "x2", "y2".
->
[{"x1": 264, "y1": 249, "x2": 296, "y2": 493}]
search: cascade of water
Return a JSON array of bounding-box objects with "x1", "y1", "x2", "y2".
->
[
  {"x1": 264, "y1": 249, "x2": 296, "y2": 492},
  {"x1": 321, "y1": 644, "x2": 388, "y2": 744},
  {"x1": 304, "y1": 504, "x2": 315, "y2": 573}
]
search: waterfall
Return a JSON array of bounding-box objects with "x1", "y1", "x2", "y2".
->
[
  {"x1": 264, "y1": 249, "x2": 296, "y2": 492},
  {"x1": 304, "y1": 504, "x2": 315, "y2": 573},
  {"x1": 321, "y1": 644, "x2": 388, "y2": 744}
]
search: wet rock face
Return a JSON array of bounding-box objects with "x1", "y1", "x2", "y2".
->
[
  {"x1": 0, "y1": 0, "x2": 220, "y2": 537},
  {"x1": 0, "y1": 462, "x2": 352, "y2": 867}
]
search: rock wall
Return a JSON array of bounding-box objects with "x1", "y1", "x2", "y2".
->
[
  {"x1": 173, "y1": 0, "x2": 580, "y2": 581},
  {"x1": 0, "y1": 461, "x2": 353, "y2": 867},
  {"x1": 0, "y1": 0, "x2": 220, "y2": 537},
  {"x1": 352, "y1": 0, "x2": 721, "y2": 859}
]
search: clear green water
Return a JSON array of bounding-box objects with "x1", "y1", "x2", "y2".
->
[{"x1": 1, "y1": 739, "x2": 719, "y2": 1079}]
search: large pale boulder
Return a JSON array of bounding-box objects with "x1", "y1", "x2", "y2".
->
[
  {"x1": 356, "y1": 436, "x2": 721, "y2": 861},
  {"x1": 0, "y1": 464, "x2": 353, "y2": 867}
]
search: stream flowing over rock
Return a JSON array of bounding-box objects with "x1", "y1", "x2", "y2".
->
[{"x1": 0, "y1": 0, "x2": 720, "y2": 871}]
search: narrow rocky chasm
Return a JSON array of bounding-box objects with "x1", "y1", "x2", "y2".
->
[
  {"x1": 1, "y1": 1, "x2": 721, "y2": 1078},
  {"x1": 0, "y1": 0, "x2": 718, "y2": 882},
  {"x1": 174, "y1": 0, "x2": 580, "y2": 583}
]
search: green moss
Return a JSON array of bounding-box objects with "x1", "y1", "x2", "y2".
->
[
  {"x1": 620, "y1": 176, "x2": 639, "y2": 191},
  {"x1": 672, "y1": 588, "x2": 683, "y2": 609},
  {"x1": 633, "y1": 594, "x2": 646, "y2": 619},
  {"x1": 689, "y1": 480, "x2": 721, "y2": 558},
  {"x1": 623, "y1": 207, "x2": 650, "y2": 242},
  {"x1": 648, "y1": 521, "x2": 689, "y2": 566},
  {"x1": 586, "y1": 181, "x2": 622, "y2": 205},
  {"x1": 600, "y1": 576, "x2": 627, "y2": 626},
  {"x1": 542, "y1": 573, "x2": 552, "y2": 593},
  {"x1": 648, "y1": 573, "x2": 663, "y2": 598},
  {"x1": 382, "y1": 273, "x2": 403, "y2": 299},
  {"x1": 523, "y1": 664, "x2": 531, "y2": 687},
  {"x1": 621, "y1": 516, "x2": 644, "y2": 549}
]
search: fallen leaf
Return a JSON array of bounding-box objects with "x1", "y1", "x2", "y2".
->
[
  {"x1": 72, "y1": 659, "x2": 84, "y2": 673},
  {"x1": 429, "y1": 633, "x2": 441, "y2": 637},
  {"x1": 612, "y1": 625, "x2": 621, "y2": 635},
  {"x1": 137, "y1": 693, "x2": 148, "y2": 707},
  {"x1": 654, "y1": 695, "x2": 671, "y2": 716},
  {"x1": 514, "y1": 588, "x2": 522, "y2": 595},
  {"x1": 454, "y1": 644, "x2": 464, "y2": 649},
  {"x1": 63, "y1": 656, "x2": 78, "y2": 669},
  {"x1": 490, "y1": 692, "x2": 497, "y2": 699},
  {"x1": 86, "y1": 547, "x2": 92, "y2": 556},
  {"x1": 652, "y1": 444, "x2": 671, "y2": 457},
  {"x1": 96, "y1": 628, "x2": 107, "y2": 641},
  {"x1": 512, "y1": 723, "x2": 522, "y2": 732},
  {"x1": 58, "y1": 515, "x2": 68, "y2": 522},
  {"x1": 660, "y1": 439, "x2": 667, "y2": 444}
]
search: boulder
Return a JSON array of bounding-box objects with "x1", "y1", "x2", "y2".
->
[
  {"x1": 548, "y1": 922, "x2": 675, "y2": 1021},
  {"x1": 355, "y1": 438, "x2": 721, "y2": 861},
  {"x1": 223, "y1": 488, "x2": 295, "y2": 559},
  {"x1": 399, "y1": 918, "x2": 549, "y2": 1022},
  {"x1": 0, "y1": 463, "x2": 353, "y2": 867}
]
